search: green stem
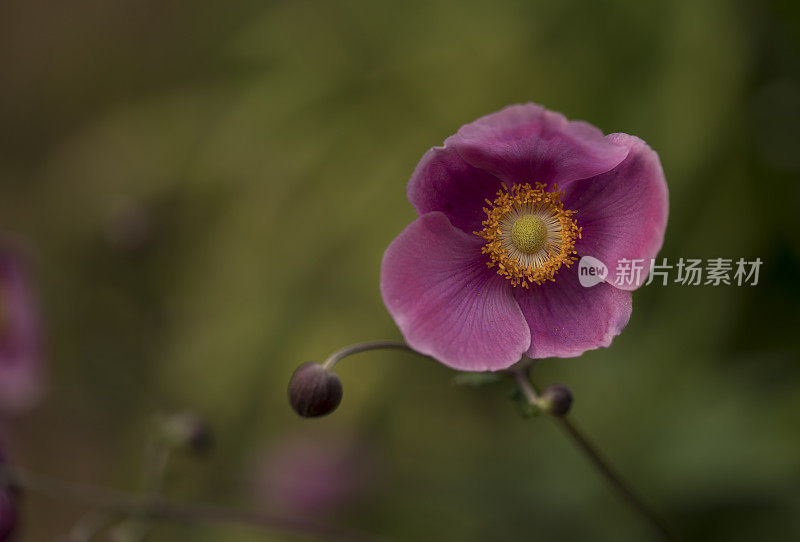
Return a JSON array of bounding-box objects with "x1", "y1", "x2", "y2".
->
[
  {"x1": 67, "y1": 511, "x2": 119, "y2": 541},
  {"x1": 322, "y1": 341, "x2": 415, "y2": 371},
  {"x1": 321, "y1": 341, "x2": 676, "y2": 540},
  {"x1": 512, "y1": 369, "x2": 676, "y2": 541},
  {"x1": 109, "y1": 437, "x2": 174, "y2": 542}
]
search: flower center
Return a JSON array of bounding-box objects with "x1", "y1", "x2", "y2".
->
[
  {"x1": 511, "y1": 215, "x2": 547, "y2": 254},
  {"x1": 475, "y1": 183, "x2": 581, "y2": 288}
]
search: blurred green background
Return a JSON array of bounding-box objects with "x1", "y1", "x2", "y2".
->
[{"x1": 2, "y1": 0, "x2": 800, "y2": 540}]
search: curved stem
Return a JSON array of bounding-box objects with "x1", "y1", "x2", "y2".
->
[
  {"x1": 1, "y1": 465, "x2": 376, "y2": 542},
  {"x1": 511, "y1": 370, "x2": 675, "y2": 541},
  {"x1": 321, "y1": 342, "x2": 674, "y2": 539},
  {"x1": 555, "y1": 417, "x2": 675, "y2": 540},
  {"x1": 322, "y1": 341, "x2": 416, "y2": 371},
  {"x1": 111, "y1": 437, "x2": 174, "y2": 542}
]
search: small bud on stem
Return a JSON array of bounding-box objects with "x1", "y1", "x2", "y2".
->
[
  {"x1": 510, "y1": 367, "x2": 573, "y2": 417},
  {"x1": 288, "y1": 342, "x2": 414, "y2": 418},
  {"x1": 158, "y1": 412, "x2": 214, "y2": 455},
  {"x1": 288, "y1": 362, "x2": 343, "y2": 418},
  {"x1": 537, "y1": 384, "x2": 574, "y2": 417}
]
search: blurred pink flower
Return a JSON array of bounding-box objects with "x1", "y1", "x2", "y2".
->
[
  {"x1": 0, "y1": 244, "x2": 45, "y2": 413},
  {"x1": 381, "y1": 103, "x2": 668, "y2": 371},
  {"x1": 250, "y1": 432, "x2": 375, "y2": 518}
]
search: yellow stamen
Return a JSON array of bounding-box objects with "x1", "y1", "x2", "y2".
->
[{"x1": 475, "y1": 183, "x2": 581, "y2": 288}]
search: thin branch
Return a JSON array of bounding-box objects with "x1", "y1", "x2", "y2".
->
[
  {"x1": 511, "y1": 369, "x2": 675, "y2": 541},
  {"x1": 554, "y1": 416, "x2": 675, "y2": 540},
  {"x1": 1, "y1": 465, "x2": 377, "y2": 542},
  {"x1": 322, "y1": 341, "x2": 417, "y2": 371}
]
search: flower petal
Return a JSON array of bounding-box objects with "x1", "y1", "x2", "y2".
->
[
  {"x1": 407, "y1": 146, "x2": 504, "y2": 234},
  {"x1": 565, "y1": 134, "x2": 669, "y2": 290},
  {"x1": 514, "y1": 264, "x2": 632, "y2": 359},
  {"x1": 381, "y1": 212, "x2": 530, "y2": 371},
  {"x1": 450, "y1": 103, "x2": 629, "y2": 187}
]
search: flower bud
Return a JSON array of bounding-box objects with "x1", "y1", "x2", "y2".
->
[
  {"x1": 538, "y1": 384, "x2": 573, "y2": 416},
  {"x1": 158, "y1": 412, "x2": 214, "y2": 454},
  {"x1": 288, "y1": 362, "x2": 343, "y2": 418}
]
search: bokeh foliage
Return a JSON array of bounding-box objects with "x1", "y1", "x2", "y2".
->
[{"x1": 1, "y1": 0, "x2": 799, "y2": 540}]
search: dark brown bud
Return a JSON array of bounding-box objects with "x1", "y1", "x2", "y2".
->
[
  {"x1": 288, "y1": 362, "x2": 343, "y2": 418},
  {"x1": 538, "y1": 384, "x2": 573, "y2": 416}
]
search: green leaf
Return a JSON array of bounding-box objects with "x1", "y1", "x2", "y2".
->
[
  {"x1": 452, "y1": 372, "x2": 504, "y2": 387},
  {"x1": 509, "y1": 389, "x2": 541, "y2": 419}
]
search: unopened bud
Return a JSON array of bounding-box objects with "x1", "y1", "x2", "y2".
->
[
  {"x1": 288, "y1": 362, "x2": 343, "y2": 418},
  {"x1": 538, "y1": 384, "x2": 573, "y2": 416},
  {"x1": 159, "y1": 412, "x2": 214, "y2": 454}
]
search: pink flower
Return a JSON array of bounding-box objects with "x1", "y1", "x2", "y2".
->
[
  {"x1": 381, "y1": 104, "x2": 668, "y2": 371},
  {"x1": 0, "y1": 244, "x2": 45, "y2": 412},
  {"x1": 250, "y1": 432, "x2": 375, "y2": 518}
]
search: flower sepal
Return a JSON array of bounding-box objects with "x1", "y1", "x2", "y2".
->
[{"x1": 509, "y1": 388, "x2": 543, "y2": 419}]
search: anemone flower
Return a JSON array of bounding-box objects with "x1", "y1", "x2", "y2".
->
[{"x1": 381, "y1": 103, "x2": 668, "y2": 371}]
